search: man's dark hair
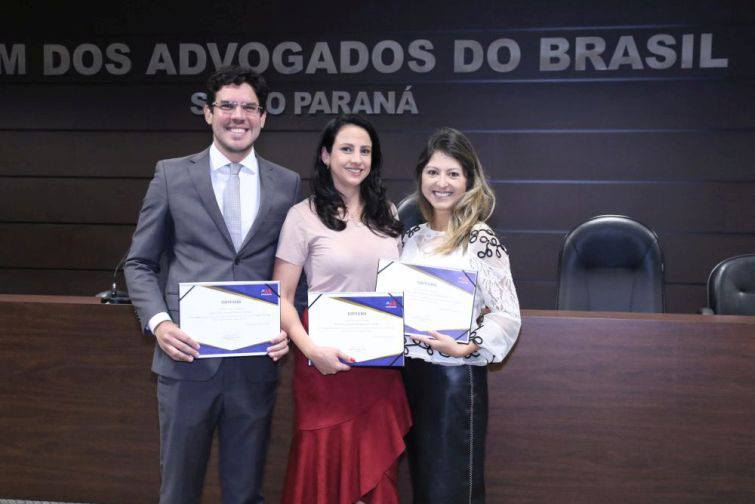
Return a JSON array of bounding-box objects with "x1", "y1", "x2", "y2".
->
[{"x1": 206, "y1": 66, "x2": 268, "y2": 109}]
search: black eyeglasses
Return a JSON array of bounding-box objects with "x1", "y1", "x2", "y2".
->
[{"x1": 211, "y1": 101, "x2": 265, "y2": 116}]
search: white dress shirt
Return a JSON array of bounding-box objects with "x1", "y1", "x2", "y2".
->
[
  {"x1": 209, "y1": 143, "x2": 261, "y2": 239},
  {"x1": 148, "y1": 144, "x2": 262, "y2": 334}
]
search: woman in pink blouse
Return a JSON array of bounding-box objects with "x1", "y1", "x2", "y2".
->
[{"x1": 273, "y1": 115, "x2": 411, "y2": 504}]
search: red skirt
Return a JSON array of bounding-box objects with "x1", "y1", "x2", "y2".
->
[{"x1": 281, "y1": 312, "x2": 412, "y2": 504}]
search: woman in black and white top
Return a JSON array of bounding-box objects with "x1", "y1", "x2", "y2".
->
[{"x1": 401, "y1": 128, "x2": 521, "y2": 503}]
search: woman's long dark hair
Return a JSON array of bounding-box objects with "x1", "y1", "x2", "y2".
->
[{"x1": 310, "y1": 114, "x2": 402, "y2": 237}]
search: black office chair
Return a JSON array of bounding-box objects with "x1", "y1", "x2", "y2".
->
[
  {"x1": 397, "y1": 194, "x2": 425, "y2": 228},
  {"x1": 703, "y1": 254, "x2": 755, "y2": 315},
  {"x1": 557, "y1": 215, "x2": 665, "y2": 312}
]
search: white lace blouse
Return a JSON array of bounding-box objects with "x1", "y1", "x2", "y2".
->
[{"x1": 400, "y1": 223, "x2": 522, "y2": 366}]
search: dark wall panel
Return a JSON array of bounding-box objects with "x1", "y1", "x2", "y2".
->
[
  {"x1": 1, "y1": 221, "x2": 743, "y2": 312},
  {"x1": 0, "y1": 224, "x2": 133, "y2": 269},
  {"x1": 466, "y1": 131, "x2": 755, "y2": 182},
  {"x1": 3, "y1": 80, "x2": 754, "y2": 131},
  {"x1": 4, "y1": 179, "x2": 754, "y2": 235},
  {"x1": 0, "y1": 131, "x2": 209, "y2": 178},
  {"x1": 0, "y1": 270, "x2": 114, "y2": 296},
  {"x1": 512, "y1": 280, "x2": 558, "y2": 310},
  {"x1": 261, "y1": 130, "x2": 755, "y2": 183},
  {"x1": 494, "y1": 182, "x2": 755, "y2": 232},
  {"x1": 0, "y1": 180, "x2": 148, "y2": 224},
  {"x1": 662, "y1": 233, "x2": 755, "y2": 283},
  {"x1": 3, "y1": 131, "x2": 755, "y2": 182},
  {"x1": 1, "y1": 2, "x2": 754, "y2": 313},
  {"x1": 3, "y1": 1, "x2": 754, "y2": 36},
  {"x1": 666, "y1": 284, "x2": 708, "y2": 314}
]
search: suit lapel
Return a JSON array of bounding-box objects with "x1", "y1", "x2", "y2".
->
[
  {"x1": 187, "y1": 149, "x2": 236, "y2": 251},
  {"x1": 239, "y1": 155, "x2": 276, "y2": 251}
]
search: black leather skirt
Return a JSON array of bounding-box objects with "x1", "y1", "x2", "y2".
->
[{"x1": 402, "y1": 358, "x2": 489, "y2": 504}]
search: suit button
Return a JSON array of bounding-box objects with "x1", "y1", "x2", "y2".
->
[{"x1": 234, "y1": 258, "x2": 240, "y2": 265}]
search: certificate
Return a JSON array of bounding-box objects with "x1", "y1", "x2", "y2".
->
[
  {"x1": 178, "y1": 281, "x2": 280, "y2": 358},
  {"x1": 376, "y1": 259, "x2": 477, "y2": 343},
  {"x1": 307, "y1": 291, "x2": 405, "y2": 367}
]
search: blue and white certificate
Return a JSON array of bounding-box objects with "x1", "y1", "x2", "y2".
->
[
  {"x1": 178, "y1": 281, "x2": 280, "y2": 358},
  {"x1": 307, "y1": 291, "x2": 405, "y2": 367},
  {"x1": 376, "y1": 260, "x2": 477, "y2": 343}
]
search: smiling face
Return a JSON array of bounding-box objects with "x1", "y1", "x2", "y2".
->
[
  {"x1": 204, "y1": 83, "x2": 266, "y2": 162},
  {"x1": 321, "y1": 124, "x2": 372, "y2": 194},
  {"x1": 420, "y1": 150, "x2": 469, "y2": 215}
]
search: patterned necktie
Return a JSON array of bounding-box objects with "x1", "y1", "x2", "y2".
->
[{"x1": 223, "y1": 163, "x2": 242, "y2": 251}]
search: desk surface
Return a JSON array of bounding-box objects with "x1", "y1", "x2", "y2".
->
[
  {"x1": 1, "y1": 296, "x2": 753, "y2": 503},
  {"x1": 3, "y1": 293, "x2": 754, "y2": 323}
]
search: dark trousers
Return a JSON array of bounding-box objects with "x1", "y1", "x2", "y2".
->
[
  {"x1": 156, "y1": 358, "x2": 277, "y2": 504},
  {"x1": 403, "y1": 359, "x2": 488, "y2": 504}
]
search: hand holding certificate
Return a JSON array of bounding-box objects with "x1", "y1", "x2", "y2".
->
[
  {"x1": 179, "y1": 281, "x2": 281, "y2": 358},
  {"x1": 307, "y1": 291, "x2": 405, "y2": 367},
  {"x1": 376, "y1": 259, "x2": 477, "y2": 342}
]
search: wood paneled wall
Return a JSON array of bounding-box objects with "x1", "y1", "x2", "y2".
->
[{"x1": 1, "y1": 1, "x2": 754, "y2": 312}]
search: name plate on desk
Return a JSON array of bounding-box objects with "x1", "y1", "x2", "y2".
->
[
  {"x1": 376, "y1": 259, "x2": 477, "y2": 343},
  {"x1": 179, "y1": 281, "x2": 280, "y2": 358},
  {"x1": 308, "y1": 291, "x2": 405, "y2": 367}
]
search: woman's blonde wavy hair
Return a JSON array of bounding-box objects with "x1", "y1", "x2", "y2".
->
[{"x1": 413, "y1": 128, "x2": 496, "y2": 254}]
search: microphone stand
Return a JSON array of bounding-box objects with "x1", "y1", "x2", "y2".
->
[{"x1": 96, "y1": 252, "x2": 131, "y2": 304}]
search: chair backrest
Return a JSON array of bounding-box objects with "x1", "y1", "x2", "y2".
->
[
  {"x1": 707, "y1": 254, "x2": 755, "y2": 315},
  {"x1": 557, "y1": 215, "x2": 665, "y2": 312},
  {"x1": 397, "y1": 194, "x2": 425, "y2": 229}
]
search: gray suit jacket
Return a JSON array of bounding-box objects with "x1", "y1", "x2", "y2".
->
[{"x1": 124, "y1": 148, "x2": 300, "y2": 381}]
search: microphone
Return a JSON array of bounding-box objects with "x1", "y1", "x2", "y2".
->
[{"x1": 96, "y1": 252, "x2": 131, "y2": 304}]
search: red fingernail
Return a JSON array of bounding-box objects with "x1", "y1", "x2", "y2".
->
[{"x1": 350, "y1": 358, "x2": 356, "y2": 363}]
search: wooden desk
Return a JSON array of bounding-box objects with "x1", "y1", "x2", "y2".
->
[{"x1": 1, "y1": 296, "x2": 753, "y2": 503}]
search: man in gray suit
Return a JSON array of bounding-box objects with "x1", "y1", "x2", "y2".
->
[{"x1": 125, "y1": 66, "x2": 299, "y2": 503}]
